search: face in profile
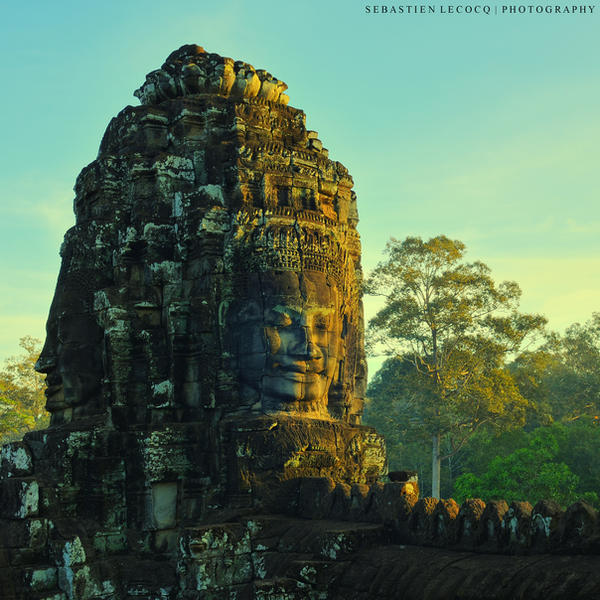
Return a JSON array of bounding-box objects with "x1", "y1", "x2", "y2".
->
[
  {"x1": 35, "y1": 268, "x2": 103, "y2": 418},
  {"x1": 229, "y1": 270, "x2": 342, "y2": 414}
]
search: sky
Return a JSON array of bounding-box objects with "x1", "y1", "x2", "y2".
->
[{"x1": 1, "y1": 0, "x2": 598, "y2": 377}]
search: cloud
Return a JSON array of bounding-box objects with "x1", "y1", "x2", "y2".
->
[
  {"x1": 484, "y1": 256, "x2": 600, "y2": 332},
  {"x1": 566, "y1": 219, "x2": 600, "y2": 234}
]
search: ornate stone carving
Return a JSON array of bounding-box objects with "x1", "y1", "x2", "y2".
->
[
  {"x1": 0, "y1": 44, "x2": 386, "y2": 597},
  {"x1": 134, "y1": 44, "x2": 290, "y2": 106},
  {"x1": 36, "y1": 44, "x2": 367, "y2": 428}
]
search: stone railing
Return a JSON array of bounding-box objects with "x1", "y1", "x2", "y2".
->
[{"x1": 284, "y1": 476, "x2": 600, "y2": 555}]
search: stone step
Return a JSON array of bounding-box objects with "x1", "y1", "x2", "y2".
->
[
  {"x1": 252, "y1": 551, "x2": 314, "y2": 581},
  {"x1": 28, "y1": 593, "x2": 66, "y2": 600},
  {"x1": 246, "y1": 515, "x2": 386, "y2": 557},
  {"x1": 285, "y1": 558, "x2": 348, "y2": 591},
  {"x1": 253, "y1": 577, "x2": 311, "y2": 599}
]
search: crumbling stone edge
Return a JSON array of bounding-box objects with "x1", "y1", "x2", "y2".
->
[{"x1": 281, "y1": 473, "x2": 600, "y2": 555}]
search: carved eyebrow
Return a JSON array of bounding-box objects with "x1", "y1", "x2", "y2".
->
[
  {"x1": 305, "y1": 307, "x2": 335, "y2": 315},
  {"x1": 270, "y1": 305, "x2": 302, "y2": 319}
]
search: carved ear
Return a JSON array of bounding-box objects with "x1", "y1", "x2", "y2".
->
[
  {"x1": 235, "y1": 300, "x2": 262, "y2": 323},
  {"x1": 341, "y1": 314, "x2": 348, "y2": 339},
  {"x1": 335, "y1": 359, "x2": 344, "y2": 385},
  {"x1": 218, "y1": 300, "x2": 230, "y2": 326}
]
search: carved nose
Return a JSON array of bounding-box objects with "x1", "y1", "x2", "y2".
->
[
  {"x1": 306, "y1": 340, "x2": 320, "y2": 359},
  {"x1": 300, "y1": 328, "x2": 322, "y2": 360},
  {"x1": 35, "y1": 353, "x2": 57, "y2": 374},
  {"x1": 292, "y1": 327, "x2": 319, "y2": 358}
]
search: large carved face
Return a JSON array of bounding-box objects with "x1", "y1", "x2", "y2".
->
[
  {"x1": 35, "y1": 267, "x2": 103, "y2": 418},
  {"x1": 228, "y1": 270, "x2": 342, "y2": 414}
]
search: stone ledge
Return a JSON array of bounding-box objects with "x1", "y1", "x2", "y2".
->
[{"x1": 287, "y1": 476, "x2": 600, "y2": 556}]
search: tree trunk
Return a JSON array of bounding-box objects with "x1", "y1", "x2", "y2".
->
[{"x1": 431, "y1": 432, "x2": 441, "y2": 499}]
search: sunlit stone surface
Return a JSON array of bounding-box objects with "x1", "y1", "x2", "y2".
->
[
  {"x1": 36, "y1": 43, "x2": 369, "y2": 428},
  {"x1": 0, "y1": 44, "x2": 387, "y2": 598}
]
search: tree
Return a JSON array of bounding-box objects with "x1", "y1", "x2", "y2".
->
[
  {"x1": 0, "y1": 336, "x2": 49, "y2": 445},
  {"x1": 364, "y1": 358, "x2": 431, "y2": 479},
  {"x1": 548, "y1": 314, "x2": 600, "y2": 422},
  {"x1": 365, "y1": 236, "x2": 546, "y2": 498},
  {"x1": 453, "y1": 423, "x2": 599, "y2": 508},
  {"x1": 508, "y1": 347, "x2": 560, "y2": 427},
  {"x1": 509, "y1": 314, "x2": 600, "y2": 426},
  {"x1": 365, "y1": 356, "x2": 462, "y2": 497}
]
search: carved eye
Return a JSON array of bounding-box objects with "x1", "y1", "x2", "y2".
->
[
  {"x1": 313, "y1": 315, "x2": 328, "y2": 331},
  {"x1": 268, "y1": 311, "x2": 292, "y2": 327}
]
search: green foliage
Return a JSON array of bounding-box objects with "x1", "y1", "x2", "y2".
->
[
  {"x1": 545, "y1": 314, "x2": 600, "y2": 422},
  {"x1": 453, "y1": 423, "x2": 599, "y2": 508},
  {"x1": 557, "y1": 420, "x2": 600, "y2": 496},
  {"x1": 365, "y1": 357, "x2": 461, "y2": 497},
  {"x1": 365, "y1": 244, "x2": 600, "y2": 506},
  {"x1": 0, "y1": 336, "x2": 49, "y2": 445},
  {"x1": 454, "y1": 427, "x2": 529, "y2": 476},
  {"x1": 365, "y1": 236, "x2": 546, "y2": 495},
  {"x1": 508, "y1": 313, "x2": 600, "y2": 428},
  {"x1": 508, "y1": 348, "x2": 560, "y2": 427},
  {"x1": 366, "y1": 236, "x2": 545, "y2": 440}
]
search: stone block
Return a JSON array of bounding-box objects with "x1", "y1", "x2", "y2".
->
[
  {"x1": 530, "y1": 499, "x2": 563, "y2": 551},
  {"x1": 2, "y1": 518, "x2": 49, "y2": 550},
  {"x1": 151, "y1": 482, "x2": 178, "y2": 529},
  {"x1": 409, "y1": 497, "x2": 439, "y2": 545},
  {"x1": 478, "y1": 499, "x2": 509, "y2": 551},
  {"x1": 254, "y1": 578, "x2": 312, "y2": 599},
  {"x1": 93, "y1": 529, "x2": 127, "y2": 555},
  {"x1": 0, "y1": 478, "x2": 39, "y2": 519},
  {"x1": 183, "y1": 523, "x2": 251, "y2": 559},
  {"x1": 380, "y1": 482, "x2": 417, "y2": 533},
  {"x1": 431, "y1": 498, "x2": 459, "y2": 546},
  {"x1": 364, "y1": 481, "x2": 385, "y2": 522},
  {"x1": 455, "y1": 498, "x2": 486, "y2": 549},
  {"x1": 329, "y1": 483, "x2": 351, "y2": 520},
  {"x1": 297, "y1": 477, "x2": 335, "y2": 520},
  {"x1": 312, "y1": 523, "x2": 385, "y2": 560},
  {"x1": 23, "y1": 566, "x2": 58, "y2": 592},
  {"x1": 349, "y1": 483, "x2": 370, "y2": 520},
  {"x1": 555, "y1": 500, "x2": 599, "y2": 553},
  {"x1": 503, "y1": 501, "x2": 533, "y2": 551},
  {"x1": 0, "y1": 443, "x2": 33, "y2": 478},
  {"x1": 183, "y1": 551, "x2": 253, "y2": 591}
]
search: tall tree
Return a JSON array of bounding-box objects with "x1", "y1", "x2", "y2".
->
[
  {"x1": 509, "y1": 313, "x2": 600, "y2": 425},
  {"x1": 0, "y1": 336, "x2": 49, "y2": 445},
  {"x1": 365, "y1": 236, "x2": 546, "y2": 497},
  {"x1": 365, "y1": 356, "x2": 460, "y2": 497},
  {"x1": 550, "y1": 313, "x2": 600, "y2": 422}
]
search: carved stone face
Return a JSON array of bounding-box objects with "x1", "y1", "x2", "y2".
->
[
  {"x1": 35, "y1": 269, "x2": 103, "y2": 417},
  {"x1": 228, "y1": 270, "x2": 342, "y2": 414}
]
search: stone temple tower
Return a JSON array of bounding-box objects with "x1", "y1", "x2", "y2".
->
[
  {"x1": 2, "y1": 43, "x2": 598, "y2": 600},
  {"x1": 0, "y1": 45, "x2": 386, "y2": 598}
]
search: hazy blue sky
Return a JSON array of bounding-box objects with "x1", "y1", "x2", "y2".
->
[{"x1": 1, "y1": 0, "x2": 598, "y2": 375}]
